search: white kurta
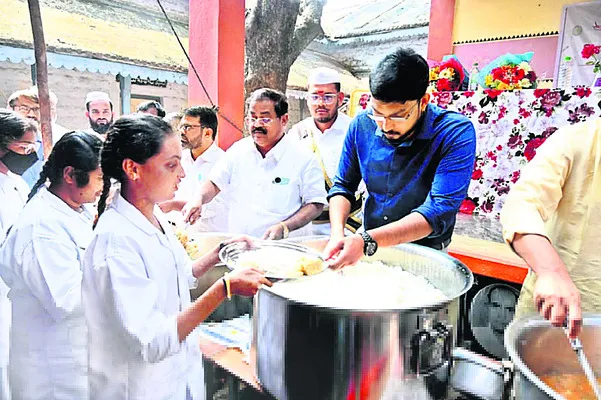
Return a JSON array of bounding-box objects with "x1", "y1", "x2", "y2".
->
[
  {"x1": 0, "y1": 171, "x2": 29, "y2": 400},
  {"x1": 0, "y1": 187, "x2": 94, "y2": 400},
  {"x1": 82, "y1": 192, "x2": 204, "y2": 400},
  {"x1": 171, "y1": 144, "x2": 229, "y2": 232},
  {"x1": 288, "y1": 114, "x2": 364, "y2": 235},
  {"x1": 209, "y1": 134, "x2": 327, "y2": 238}
]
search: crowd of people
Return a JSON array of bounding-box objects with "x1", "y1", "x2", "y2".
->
[{"x1": 0, "y1": 46, "x2": 598, "y2": 399}]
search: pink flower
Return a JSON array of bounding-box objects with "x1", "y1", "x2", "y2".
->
[
  {"x1": 460, "y1": 198, "x2": 477, "y2": 214},
  {"x1": 581, "y1": 44, "x2": 601, "y2": 59},
  {"x1": 472, "y1": 169, "x2": 483, "y2": 180},
  {"x1": 510, "y1": 170, "x2": 521, "y2": 184},
  {"x1": 524, "y1": 137, "x2": 547, "y2": 161},
  {"x1": 576, "y1": 87, "x2": 592, "y2": 98},
  {"x1": 507, "y1": 134, "x2": 523, "y2": 149}
]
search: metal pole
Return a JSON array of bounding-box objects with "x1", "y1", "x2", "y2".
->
[{"x1": 27, "y1": 0, "x2": 53, "y2": 160}]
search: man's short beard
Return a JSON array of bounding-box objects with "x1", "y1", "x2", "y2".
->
[{"x1": 89, "y1": 117, "x2": 112, "y2": 135}]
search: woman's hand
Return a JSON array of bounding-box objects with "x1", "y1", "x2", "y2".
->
[{"x1": 229, "y1": 267, "x2": 272, "y2": 296}]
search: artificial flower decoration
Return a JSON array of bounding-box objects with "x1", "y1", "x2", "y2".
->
[
  {"x1": 480, "y1": 52, "x2": 538, "y2": 91},
  {"x1": 581, "y1": 43, "x2": 601, "y2": 73}
]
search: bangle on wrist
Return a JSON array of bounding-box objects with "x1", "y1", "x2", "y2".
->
[
  {"x1": 280, "y1": 222, "x2": 289, "y2": 239},
  {"x1": 222, "y1": 273, "x2": 232, "y2": 300}
]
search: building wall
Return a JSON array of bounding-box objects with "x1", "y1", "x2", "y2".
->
[
  {"x1": 0, "y1": 60, "x2": 188, "y2": 129},
  {"x1": 452, "y1": 0, "x2": 590, "y2": 43}
]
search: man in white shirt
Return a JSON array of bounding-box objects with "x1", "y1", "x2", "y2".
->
[
  {"x1": 159, "y1": 106, "x2": 228, "y2": 232},
  {"x1": 183, "y1": 88, "x2": 327, "y2": 239},
  {"x1": 288, "y1": 67, "x2": 362, "y2": 235}
]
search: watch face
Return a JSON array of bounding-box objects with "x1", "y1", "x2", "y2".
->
[{"x1": 366, "y1": 242, "x2": 377, "y2": 256}]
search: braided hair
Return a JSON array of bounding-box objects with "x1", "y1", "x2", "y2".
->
[
  {"x1": 96, "y1": 114, "x2": 173, "y2": 223},
  {"x1": 28, "y1": 131, "x2": 102, "y2": 201}
]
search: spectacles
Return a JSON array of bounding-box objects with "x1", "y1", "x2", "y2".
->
[
  {"x1": 368, "y1": 102, "x2": 419, "y2": 123},
  {"x1": 245, "y1": 117, "x2": 274, "y2": 125},
  {"x1": 15, "y1": 104, "x2": 40, "y2": 114},
  {"x1": 307, "y1": 94, "x2": 338, "y2": 104},
  {"x1": 179, "y1": 124, "x2": 202, "y2": 132},
  {"x1": 8, "y1": 140, "x2": 40, "y2": 155}
]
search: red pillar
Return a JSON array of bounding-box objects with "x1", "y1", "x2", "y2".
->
[
  {"x1": 188, "y1": 0, "x2": 245, "y2": 150},
  {"x1": 427, "y1": 0, "x2": 456, "y2": 62}
]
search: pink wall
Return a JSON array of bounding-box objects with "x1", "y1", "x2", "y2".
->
[{"x1": 453, "y1": 36, "x2": 559, "y2": 81}]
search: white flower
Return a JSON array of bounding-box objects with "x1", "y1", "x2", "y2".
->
[{"x1": 519, "y1": 61, "x2": 531, "y2": 72}]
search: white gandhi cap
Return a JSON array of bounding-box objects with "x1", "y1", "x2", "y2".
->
[
  {"x1": 85, "y1": 91, "x2": 112, "y2": 106},
  {"x1": 308, "y1": 67, "x2": 341, "y2": 85}
]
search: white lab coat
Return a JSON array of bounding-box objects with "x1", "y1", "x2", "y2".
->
[
  {"x1": 82, "y1": 191, "x2": 205, "y2": 400},
  {"x1": 209, "y1": 134, "x2": 327, "y2": 238},
  {"x1": 0, "y1": 187, "x2": 94, "y2": 400},
  {"x1": 0, "y1": 171, "x2": 29, "y2": 400}
]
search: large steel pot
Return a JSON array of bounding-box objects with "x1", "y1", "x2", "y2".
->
[
  {"x1": 504, "y1": 314, "x2": 601, "y2": 400},
  {"x1": 251, "y1": 237, "x2": 473, "y2": 400}
]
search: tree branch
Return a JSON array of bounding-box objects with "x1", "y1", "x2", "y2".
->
[{"x1": 288, "y1": 0, "x2": 326, "y2": 66}]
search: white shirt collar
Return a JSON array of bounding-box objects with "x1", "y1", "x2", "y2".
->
[
  {"x1": 252, "y1": 133, "x2": 291, "y2": 162},
  {"x1": 307, "y1": 112, "x2": 351, "y2": 135},
  {"x1": 37, "y1": 186, "x2": 94, "y2": 220},
  {"x1": 109, "y1": 190, "x2": 163, "y2": 237},
  {"x1": 196, "y1": 143, "x2": 222, "y2": 163}
]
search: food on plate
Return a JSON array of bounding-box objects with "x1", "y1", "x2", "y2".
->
[
  {"x1": 175, "y1": 229, "x2": 200, "y2": 260},
  {"x1": 540, "y1": 373, "x2": 601, "y2": 400},
  {"x1": 235, "y1": 248, "x2": 325, "y2": 279},
  {"x1": 269, "y1": 261, "x2": 448, "y2": 309}
]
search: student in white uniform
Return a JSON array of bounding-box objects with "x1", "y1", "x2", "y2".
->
[
  {"x1": 0, "y1": 110, "x2": 38, "y2": 400},
  {"x1": 288, "y1": 68, "x2": 364, "y2": 235},
  {"x1": 0, "y1": 131, "x2": 104, "y2": 400},
  {"x1": 183, "y1": 88, "x2": 327, "y2": 239},
  {"x1": 159, "y1": 106, "x2": 229, "y2": 232},
  {"x1": 83, "y1": 114, "x2": 271, "y2": 400}
]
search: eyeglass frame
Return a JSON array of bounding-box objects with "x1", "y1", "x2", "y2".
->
[
  {"x1": 179, "y1": 124, "x2": 203, "y2": 133},
  {"x1": 7, "y1": 139, "x2": 40, "y2": 155},
  {"x1": 307, "y1": 93, "x2": 339, "y2": 105},
  {"x1": 368, "y1": 101, "x2": 420, "y2": 123},
  {"x1": 245, "y1": 116, "x2": 278, "y2": 126},
  {"x1": 14, "y1": 104, "x2": 41, "y2": 114}
]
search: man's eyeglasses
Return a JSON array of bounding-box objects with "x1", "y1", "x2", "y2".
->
[
  {"x1": 15, "y1": 104, "x2": 40, "y2": 114},
  {"x1": 179, "y1": 124, "x2": 202, "y2": 132},
  {"x1": 368, "y1": 102, "x2": 419, "y2": 123},
  {"x1": 245, "y1": 117, "x2": 274, "y2": 125},
  {"x1": 307, "y1": 94, "x2": 338, "y2": 105},
  {"x1": 8, "y1": 140, "x2": 40, "y2": 155}
]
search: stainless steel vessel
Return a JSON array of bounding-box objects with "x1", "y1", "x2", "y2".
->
[
  {"x1": 252, "y1": 238, "x2": 473, "y2": 400},
  {"x1": 504, "y1": 314, "x2": 601, "y2": 400}
]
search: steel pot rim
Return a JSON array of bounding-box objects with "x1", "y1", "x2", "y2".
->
[
  {"x1": 261, "y1": 242, "x2": 474, "y2": 313},
  {"x1": 504, "y1": 313, "x2": 601, "y2": 400}
]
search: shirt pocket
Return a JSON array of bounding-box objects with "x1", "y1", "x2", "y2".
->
[{"x1": 263, "y1": 176, "x2": 301, "y2": 215}]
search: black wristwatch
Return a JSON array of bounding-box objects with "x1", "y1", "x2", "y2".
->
[{"x1": 360, "y1": 231, "x2": 378, "y2": 256}]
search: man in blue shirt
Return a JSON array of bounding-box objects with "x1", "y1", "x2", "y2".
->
[{"x1": 324, "y1": 48, "x2": 476, "y2": 268}]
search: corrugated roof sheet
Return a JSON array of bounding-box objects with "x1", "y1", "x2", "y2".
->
[{"x1": 321, "y1": 0, "x2": 430, "y2": 39}]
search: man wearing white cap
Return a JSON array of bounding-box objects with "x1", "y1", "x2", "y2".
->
[
  {"x1": 84, "y1": 91, "x2": 114, "y2": 140},
  {"x1": 289, "y1": 67, "x2": 363, "y2": 235}
]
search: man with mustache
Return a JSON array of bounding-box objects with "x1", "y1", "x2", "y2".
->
[
  {"x1": 158, "y1": 106, "x2": 228, "y2": 232},
  {"x1": 84, "y1": 91, "x2": 114, "y2": 140},
  {"x1": 289, "y1": 68, "x2": 363, "y2": 235},
  {"x1": 182, "y1": 88, "x2": 326, "y2": 239},
  {"x1": 324, "y1": 48, "x2": 476, "y2": 268}
]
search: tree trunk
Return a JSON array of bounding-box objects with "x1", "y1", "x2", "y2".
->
[{"x1": 245, "y1": 0, "x2": 325, "y2": 96}]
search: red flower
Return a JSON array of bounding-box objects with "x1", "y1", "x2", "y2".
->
[
  {"x1": 507, "y1": 134, "x2": 523, "y2": 149},
  {"x1": 484, "y1": 89, "x2": 503, "y2": 99},
  {"x1": 582, "y1": 44, "x2": 601, "y2": 59},
  {"x1": 576, "y1": 87, "x2": 592, "y2": 98},
  {"x1": 472, "y1": 169, "x2": 483, "y2": 180},
  {"x1": 460, "y1": 198, "x2": 477, "y2": 214},
  {"x1": 518, "y1": 108, "x2": 532, "y2": 118},
  {"x1": 513, "y1": 119, "x2": 520, "y2": 125},
  {"x1": 524, "y1": 137, "x2": 546, "y2": 161},
  {"x1": 436, "y1": 78, "x2": 452, "y2": 92},
  {"x1": 510, "y1": 170, "x2": 521, "y2": 184},
  {"x1": 463, "y1": 91, "x2": 475, "y2": 98},
  {"x1": 534, "y1": 89, "x2": 549, "y2": 98},
  {"x1": 496, "y1": 145, "x2": 503, "y2": 151}
]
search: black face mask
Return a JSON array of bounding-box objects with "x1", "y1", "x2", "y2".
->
[{"x1": 0, "y1": 151, "x2": 39, "y2": 175}]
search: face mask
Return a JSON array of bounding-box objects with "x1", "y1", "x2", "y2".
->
[{"x1": 0, "y1": 151, "x2": 39, "y2": 175}]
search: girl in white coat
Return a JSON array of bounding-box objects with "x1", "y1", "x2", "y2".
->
[
  {"x1": 83, "y1": 114, "x2": 271, "y2": 400},
  {"x1": 0, "y1": 131, "x2": 104, "y2": 400},
  {"x1": 0, "y1": 110, "x2": 39, "y2": 400}
]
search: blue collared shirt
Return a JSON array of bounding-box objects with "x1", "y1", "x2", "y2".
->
[
  {"x1": 329, "y1": 104, "x2": 476, "y2": 248},
  {"x1": 21, "y1": 134, "x2": 44, "y2": 189}
]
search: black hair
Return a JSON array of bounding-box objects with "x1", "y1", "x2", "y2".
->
[
  {"x1": 246, "y1": 88, "x2": 288, "y2": 117},
  {"x1": 0, "y1": 109, "x2": 38, "y2": 150},
  {"x1": 96, "y1": 114, "x2": 174, "y2": 221},
  {"x1": 137, "y1": 101, "x2": 166, "y2": 118},
  {"x1": 369, "y1": 48, "x2": 429, "y2": 103},
  {"x1": 28, "y1": 131, "x2": 102, "y2": 201},
  {"x1": 486, "y1": 285, "x2": 518, "y2": 305},
  {"x1": 183, "y1": 106, "x2": 218, "y2": 140}
]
